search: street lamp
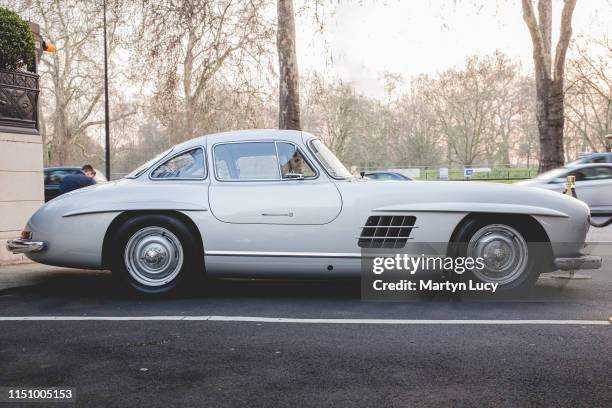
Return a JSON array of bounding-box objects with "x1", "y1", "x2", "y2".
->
[{"x1": 103, "y1": 0, "x2": 111, "y2": 180}]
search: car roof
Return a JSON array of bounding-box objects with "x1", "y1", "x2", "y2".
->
[
  {"x1": 580, "y1": 152, "x2": 612, "y2": 157},
  {"x1": 565, "y1": 162, "x2": 612, "y2": 169},
  {"x1": 172, "y1": 129, "x2": 311, "y2": 151}
]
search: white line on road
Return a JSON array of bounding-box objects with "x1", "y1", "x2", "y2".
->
[{"x1": 0, "y1": 316, "x2": 609, "y2": 325}]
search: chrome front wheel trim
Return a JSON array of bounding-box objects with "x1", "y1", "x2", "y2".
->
[
  {"x1": 124, "y1": 226, "x2": 184, "y2": 287},
  {"x1": 467, "y1": 224, "x2": 528, "y2": 285}
]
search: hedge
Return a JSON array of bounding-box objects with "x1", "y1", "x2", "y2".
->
[{"x1": 0, "y1": 7, "x2": 36, "y2": 71}]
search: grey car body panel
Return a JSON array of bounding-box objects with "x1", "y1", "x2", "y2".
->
[
  {"x1": 21, "y1": 129, "x2": 592, "y2": 275},
  {"x1": 208, "y1": 179, "x2": 342, "y2": 225}
]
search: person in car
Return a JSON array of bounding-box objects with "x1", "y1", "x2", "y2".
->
[{"x1": 59, "y1": 164, "x2": 97, "y2": 194}]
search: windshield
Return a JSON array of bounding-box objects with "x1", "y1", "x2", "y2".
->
[
  {"x1": 125, "y1": 148, "x2": 173, "y2": 178},
  {"x1": 534, "y1": 167, "x2": 567, "y2": 181},
  {"x1": 308, "y1": 139, "x2": 352, "y2": 179}
]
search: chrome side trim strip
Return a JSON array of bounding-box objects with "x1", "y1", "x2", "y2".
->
[
  {"x1": 205, "y1": 251, "x2": 362, "y2": 259},
  {"x1": 63, "y1": 207, "x2": 208, "y2": 217}
]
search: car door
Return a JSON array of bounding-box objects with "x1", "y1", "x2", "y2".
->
[
  {"x1": 208, "y1": 140, "x2": 342, "y2": 225},
  {"x1": 573, "y1": 166, "x2": 612, "y2": 211}
]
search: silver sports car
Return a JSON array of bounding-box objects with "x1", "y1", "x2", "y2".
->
[
  {"x1": 7, "y1": 130, "x2": 601, "y2": 294},
  {"x1": 516, "y1": 163, "x2": 612, "y2": 214}
]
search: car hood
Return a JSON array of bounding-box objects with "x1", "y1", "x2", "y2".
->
[{"x1": 514, "y1": 179, "x2": 543, "y2": 187}]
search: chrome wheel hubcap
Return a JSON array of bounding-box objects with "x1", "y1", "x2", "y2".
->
[
  {"x1": 124, "y1": 226, "x2": 183, "y2": 287},
  {"x1": 467, "y1": 224, "x2": 528, "y2": 285}
]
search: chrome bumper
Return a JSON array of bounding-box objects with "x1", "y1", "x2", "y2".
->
[
  {"x1": 6, "y1": 239, "x2": 46, "y2": 254},
  {"x1": 554, "y1": 255, "x2": 601, "y2": 271}
]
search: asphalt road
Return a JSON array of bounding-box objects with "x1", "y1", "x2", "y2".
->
[{"x1": 0, "y1": 225, "x2": 611, "y2": 407}]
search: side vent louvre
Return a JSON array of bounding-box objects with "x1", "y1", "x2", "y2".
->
[{"x1": 358, "y1": 215, "x2": 417, "y2": 249}]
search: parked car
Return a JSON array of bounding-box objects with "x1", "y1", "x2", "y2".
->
[
  {"x1": 364, "y1": 171, "x2": 412, "y2": 181},
  {"x1": 44, "y1": 167, "x2": 107, "y2": 202},
  {"x1": 516, "y1": 163, "x2": 612, "y2": 214},
  {"x1": 8, "y1": 130, "x2": 600, "y2": 295},
  {"x1": 567, "y1": 152, "x2": 612, "y2": 165}
]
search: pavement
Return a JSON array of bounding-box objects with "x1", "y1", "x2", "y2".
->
[{"x1": 0, "y1": 225, "x2": 611, "y2": 407}]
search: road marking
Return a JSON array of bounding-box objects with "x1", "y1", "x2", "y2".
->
[{"x1": 0, "y1": 316, "x2": 608, "y2": 325}]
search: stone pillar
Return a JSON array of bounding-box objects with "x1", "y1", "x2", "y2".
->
[
  {"x1": 0, "y1": 132, "x2": 44, "y2": 265},
  {"x1": 0, "y1": 21, "x2": 45, "y2": 265},
  {"x1": 0, "y1": 72, "x2": 43, "y2": 266}
]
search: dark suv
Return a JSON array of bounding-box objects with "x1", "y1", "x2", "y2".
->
[{"x1": 44, "y1": 167, "x2": 107, "y2": 202}]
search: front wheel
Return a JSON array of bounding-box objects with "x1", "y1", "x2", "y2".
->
[
  {"x1": 110, "y1": 215, "x2": 202, "y2": 295},
  {"x1": 450, "y1": 218, "x2": 541, "y2": 292}
]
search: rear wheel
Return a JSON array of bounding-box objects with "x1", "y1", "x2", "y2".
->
[
  {"x1": 110, "y1": 215, "x2": 202, "y2": 295},
  {"x1": 450, "y1": 217, "x2": 541, "y2": 291}
]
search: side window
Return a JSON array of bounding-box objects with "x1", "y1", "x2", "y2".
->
[
  {"x1": 151, "y1": 148, "x2": 205, "y2": 179},
  {"x1": 214, "y1": 142, "x2": 280, "y2": 181},
  {"x1": 276, "y1": 142, "x2": 316, "y2": 179},
  {"x1": 586, "y1": 167, "x2": 612, "y2": 180},
  {"x1": 589, "y1": 156, "x2": 606, "y2": 164},
  {"x1": 569, "y1": 170, "x2": 588, "y2": 182},
  {"x1": 46, "y1": 170, "x2": 75, "y2": 185}
]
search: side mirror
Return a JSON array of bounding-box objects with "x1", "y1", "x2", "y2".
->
[{"x1": 284, "y1": 173, "x2": 304, "y2": 180}]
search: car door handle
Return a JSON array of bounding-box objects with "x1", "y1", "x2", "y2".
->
[{"x1": 261, "y1": 212, "x2": 294, "y2": 217}]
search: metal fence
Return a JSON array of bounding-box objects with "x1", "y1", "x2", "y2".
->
[{"x1": 359, "y1": 166, "x2": 539, "y2": 182}]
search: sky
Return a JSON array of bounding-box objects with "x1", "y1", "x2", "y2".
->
[{"x1": 295, "y1": 0, "x2": 612, "y2": 98}]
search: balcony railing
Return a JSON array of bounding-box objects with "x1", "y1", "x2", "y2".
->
[{"x1": 0, "y1": 69, "x2": 39, "y2": 135}]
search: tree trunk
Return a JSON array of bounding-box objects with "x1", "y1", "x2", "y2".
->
[
  {"x1": 522, "y1": 0, "x2": 576, "y2": 172},
  {"x1": 182, "y1": 29, "x2": 195, "y2": 141},
  {"x1": 277, "y1": 0, "x2": 301, "y2": 130},
  {"x1": 55, "y1": 93, "x2": 68, "y2": 165},
  {"x1": 538, "y1": 79, "x2": 566, "y2": 171}
]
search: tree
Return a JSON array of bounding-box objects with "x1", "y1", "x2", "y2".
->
[
  {"x1": 277, "y1": 0, "x2": 301, "y2": 130},
  {"x1": 139, "y1": 0, "x2": 273, "y2": 142},
  {"x1": 425, "y1": 56, "x2": 499, "y2": 166},
  {"x1": 515, "y1": 77, "x2": 540, "y2": 167},
  {"x1": 9, "y1": 0, "x2": 135, "y2": 166},
  {"x1": 521, "y1": 0, "x2": 577, "y2": 172},
  {"x1": 303, "y1": 75, "x2": 360, "y2": 161},
  {"x1": 565, "y1": 36, "x2": 612, "y2": 154},
  {"x1": 394, "y1": 76, "x2": 443, "y2": 167}
]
